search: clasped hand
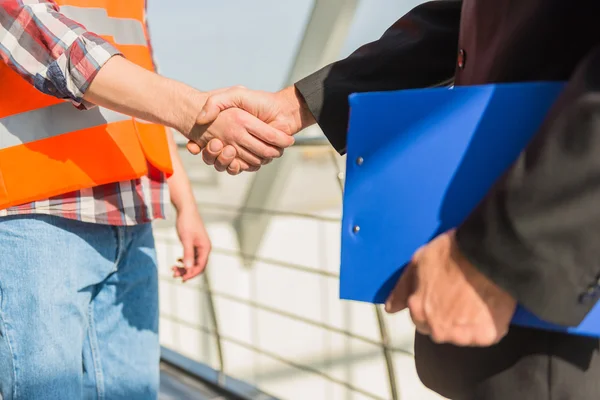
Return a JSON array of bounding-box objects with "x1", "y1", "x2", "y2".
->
[{"x1": 185, "y1": 86, "x2": 308, "y2": 175}]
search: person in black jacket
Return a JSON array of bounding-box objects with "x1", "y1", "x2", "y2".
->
[{"x1": 190, "y1": 1, "x2": 600, "y2": 398}]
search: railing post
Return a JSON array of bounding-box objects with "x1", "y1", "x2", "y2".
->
[
  {"x1": 329, "y1": 149, "x2": 401, "y2": 400},
  {"x1": 202, "y1": 270, "x2": 226, "y2": 385}
]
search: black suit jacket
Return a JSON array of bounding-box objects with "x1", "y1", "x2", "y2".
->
[{"x1": 295, "y1": 0, "x2": 600, "y2": 326}]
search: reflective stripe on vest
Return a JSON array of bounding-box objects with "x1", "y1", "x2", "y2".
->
[
  {"x1": 0, "y1": 102, "x2": 130, "y2": 149},
  {"x1": 59, "y1": 6, "x2": 147, "y2": 46}
]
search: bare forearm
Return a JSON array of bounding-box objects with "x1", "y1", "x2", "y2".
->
[
  {"x1": 84, "y1": 55, "x2": 206, "y2": 136},
  {"x1": 166, "y1": 131, "x2": 197, "y2": 212}
]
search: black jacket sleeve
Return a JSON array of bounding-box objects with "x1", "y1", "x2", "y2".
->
[
  {"x1": 456, "y1": 46, "x2": 600, "y2": 327},
  {"x1": 294, "y1": 0, "x2": 462, "y2": 153}
]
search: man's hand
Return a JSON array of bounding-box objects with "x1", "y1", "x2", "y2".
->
[
  {"x1": 189, "y1": 86, "x2": 316, "y2": 175},
  {"x1": 385, "y1": 231, "x2": 517, "y2": 347},
  {"x1": 189, "y1": 107, "x2": 295, "y2": 172},
  {"x1": 172, "y1": 205, "x2": 211, "y2": 282}
]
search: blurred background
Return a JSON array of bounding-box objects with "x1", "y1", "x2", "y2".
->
[{"x1": 148, "y1": 1, "x2": 446, "y2": 399}]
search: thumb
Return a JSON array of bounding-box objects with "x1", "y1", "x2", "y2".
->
[
  {"x1": 196, "y1": 88, "x2": 247, "y2": 125},
  {"x1": 196, "y1": 99, "x2": 222, "y2": 126},
  {"x1": 187, "y1": 141, "x2": 202, "y2": 155},
  {"x1": 385, "y1": 263, "x2": 416, "y2": 313}
]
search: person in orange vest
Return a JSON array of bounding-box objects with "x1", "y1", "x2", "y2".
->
[{"x1": 0, "y1": 1, "x2": 293, "y2": 399}]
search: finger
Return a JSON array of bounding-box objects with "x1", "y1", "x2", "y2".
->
[
  {"x1": 230, "y1": 158, "x2": 255, "y2": 175},
  {"x1": 197, "y1": 86, "x2": 253, "y2": 125},
  {"x1": 202, "y1": 139, "x2": 224, "y2": 166},
  {"x1": 471, "y1": 324, "x2": 505, "y2": 347},
  {"x1": 182, "y1": 240, "x2": 195, "y2": 270},
  {"x1": 263, "y1": 156, "x2": 276, "y2": 165},
  {"x1": 182, "y1": 266, "x2": 204, "y2": 282},
  {"x1": 411, "y1": 245, "x2": 426, "y2": 263},
  {"x1": 234, "y1": 144, "x2": 265, "y2": 167},
  {"x1": 440, "y1": 325, "x2": 474, "y2": 347},
  {"x1": 172, "y1": 258, "x2": 186, "y2": 278},
  {"x1": 182, "y1": 245, "x2": 211, "y2": 282},
  {"x1": 407, "y1": 294, "x2": 431, "y2": 335},
  {"x1": 238, "y1": 132, "x2": 283, "y2": 161},
  {"x1": 227, "y1": 159, "x2": 242, "y2": 175},
  {"x1": 385, "y1": 264, "x2": 416, "y2": 313},
  {"x1": 187, "y1": 141, "x2": 202, "y2": 155},
  {"x1": 414, "y1": 321, "x2": 432, "y2": 336},
  {"x1": 214, "y1": 145, "x2": 236, "y2": 172},
  {"x1": 246, "y1": 118, "x2": 294, "y2": 149},
  {"x1": 172, "y1": 265, "x2": 186, "y2": 278}
]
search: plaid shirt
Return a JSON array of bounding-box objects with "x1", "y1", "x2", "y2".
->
[{"x1": 0, "y1": 0, "x2": 168, "y2": 225}]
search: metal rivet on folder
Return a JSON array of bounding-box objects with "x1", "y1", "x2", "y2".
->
[
  {"x1": 353, "y1": 225, "x2": 360, "y2": 234},
  {"x1": 356, "y1": 157, "x2": 364, "y2": 166}
]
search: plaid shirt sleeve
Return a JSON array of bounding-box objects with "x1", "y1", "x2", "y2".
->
[{"x1": 0, "y1": 0, "x2": 121, "y2": 108}]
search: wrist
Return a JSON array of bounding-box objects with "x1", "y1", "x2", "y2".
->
[
  {"x1": 276, "y1": 85, "x2": 316, "y2": 134},
  {"x1": 170, "y1": 190, "x2": 197, "y2": 214},
  {"x1": 174, "y1": 88, "x2": 209, "y2": 136}
]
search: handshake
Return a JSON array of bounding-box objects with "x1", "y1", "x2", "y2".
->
[{"x1": 184, "y1": 85, "x2": 316, "y2": 175}]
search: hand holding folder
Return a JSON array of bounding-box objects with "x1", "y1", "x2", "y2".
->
[{"x1": 340, "y1": 82, "x2": 600, "y2": 337}]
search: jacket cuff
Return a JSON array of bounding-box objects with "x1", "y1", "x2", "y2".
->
[{"x1": 295, "y1": 65, "x2": 350, "y2": 155}]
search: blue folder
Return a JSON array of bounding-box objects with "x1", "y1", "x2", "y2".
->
[{"x1": 340, "y1": 82, "x2": 600, "y2": 337}]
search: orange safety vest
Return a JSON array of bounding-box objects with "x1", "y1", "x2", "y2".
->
[{"x1": 0, "y1": 0, "x2": 173, "y2": 210}]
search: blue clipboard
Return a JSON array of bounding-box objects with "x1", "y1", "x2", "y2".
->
[{"x1": 340, "y1": 82, "x2": 600, "y2": 337}]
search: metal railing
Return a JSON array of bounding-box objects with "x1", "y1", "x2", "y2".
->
[{"x1": 158, "y1": 137, "x2": 414, "y2": 400}]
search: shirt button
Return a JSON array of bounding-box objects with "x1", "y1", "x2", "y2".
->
[{"x1": 457, "y1": 49, "x2": 467, "y2": 69}]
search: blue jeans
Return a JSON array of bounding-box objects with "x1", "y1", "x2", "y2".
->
[{"x1": 0, "y1": 215, "x2": 160, "y2": 399}]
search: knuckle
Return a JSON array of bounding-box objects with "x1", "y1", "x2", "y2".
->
[
  {"x1": 204, "y1": 97, "x2": 216, "y2": 109},
  {"x1": 430, "y1": 331, "x2": 446, "y2": 344},
  {"x1": 245, "y1": 157, "x2": 262, "y2": 167},
  {"x1": 410, "y1": 253, "x2": 420, "y2": 265},
  {"x1": 430, "y1": 328, "x2": 446, "y2": 344},
  {"x1": 266, "y1": 148, "x2": 280, "y2": 159},
  {"x1": 407, "y1": 296, "x2": 422, "y2": 315},
  {"x1": 449, "y1": 332, "x2": 471, "y2": 347},
  {"x1": 484, "y1": 327, "x2": 500, "y2": 345},
  {"x1": 217, "y1": 154, "x2": 231, "y2": 165},
  {"x1": 473, "y1": 327, "x2": 497, "y2": 347},
  {"x1": 226, "y1": 163, "x2": 239, "y2": 175}
]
